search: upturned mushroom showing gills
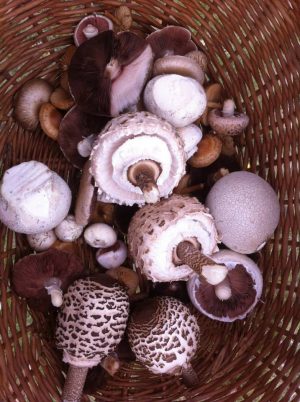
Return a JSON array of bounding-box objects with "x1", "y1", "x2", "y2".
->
[
  {"x1": 68, "y1": 30, "x2": 153, "y2": 117},
  {"x1": 127, "y1": 296, "x2": 200, "y2": 386},
  {"x1": 187, "y1": 250, "x2": 263, "y2": 322},
  {"x1": 90, "y1": 112, "x2": 187, "y2": 206},
  {"x1": 128, "y1": 194, "x2": 227, "y2": 285},
  {"x1": 73, "y1": 14, "x2": 113, "y2": 46},
  {"x1": 56, "y1": 275, "x2": 129, "y2": 402}
]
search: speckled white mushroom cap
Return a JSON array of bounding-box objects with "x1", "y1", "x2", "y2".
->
[
  {"x1": 128, "y1": 296, "x2": 200, "y2": 375},
  {"x1": 127, "y1": 195, "x2": 220, "y2": 282},
  {"x1": 0, "y1": 161, "x2": 71, "y2": 234},
  {"x1": 56, "y1": 276, "x2": 129, "y2": 368},
  {"x1": 90, "y1": 112, "x2": 186, "y2": 206}
]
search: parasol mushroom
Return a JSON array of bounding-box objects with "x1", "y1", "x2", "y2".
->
[
  {"x1": 90, "y1": 111, "x2": 187, "y2": 206},
  {"x1": 56, "y1": 274, "x2": 129, "y2": 401}
]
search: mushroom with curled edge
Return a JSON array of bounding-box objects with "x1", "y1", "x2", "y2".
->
[
  {"x1": 127, "y1": 194, "x2": 228, "y2": 285},
  {"x1": 12, "y1": 249, "x2": 84, "y2": 311},
  {"x1": 90, "y1": 111, "x2": 187, "y2": 206},
  {"x1": 127, "y1": 296, "x2": 200, "y2": 386},
  {"x1": 68, "y1": 30, "x2": 153, "y2": 117},
  {"x1": 56, "y1": 275, "x2": 129, "y2": 402},
  {"x1": 187, "y1": 250, "x2": 263, "y2": 321},
  {"x1": 74, "y1": 14, "x2": 113, "y2": 47}
]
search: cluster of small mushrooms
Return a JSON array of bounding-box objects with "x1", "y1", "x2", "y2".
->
[{"x1": 0, "y1": 6, "x2": 281, "y2": 401}]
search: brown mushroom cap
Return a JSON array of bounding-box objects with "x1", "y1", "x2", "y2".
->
[
  {"x1": 69, "y1": 30, "x2": 153, "y2": 117},
  {"x1": 60, "y1": 45, "x2": 76, "y2": 72},
  {"x1": 188, "y1": 133, "x2": 222, "y2": 168},
  {"x1": 146, "y1": 26, "x2": 197, "y2": 60},
  {"x1": 185, "y1": 50, "x2": 208, "y2": 72},
  {"x1": 58, "y1": 105, "x2": 109, "y2": 168},
  {"x1": 115, "y1": 5, "x2": 133, "y2": 31},
  {"x1": 200, "y1": 83, "x2": 224, "y2": 126},
  {"x1": 50, "y1": 87, "x2": 74, "y2": 110},
  {"x1": 39, "y1": 103, "x2": 63, "y2": 140},
  {"x1": 12, "y1": 249, "x2": 85, "y2": 311},
  {"x1": 106, "y1": 267, "x2": 139, "y2": 296},
  {"x1": 74, "y1": 14, "x2": 113, "y2": 47},
  {"x1": 208, "y1": 100, "x2": 249, "y2": 136}
]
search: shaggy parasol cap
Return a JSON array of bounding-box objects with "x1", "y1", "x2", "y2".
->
[
  {"x1": 12, "y1": 249, "x2": 84, "y2": 311},
  {"x1": 56, "y1": 275, "x2": 129, "y2": 367},
  {"x1": 187, "y1": 250, "x2": 263, "y2": 322},
  {"x1": 128, "y1": 296, "x2": 200, "y2": 375},
  {"x1": 127, "y1": 194, "x2": 220, "y2": 282},
  {"x1": 90, "y1": 112, "x2": 186, "y2": 206}
]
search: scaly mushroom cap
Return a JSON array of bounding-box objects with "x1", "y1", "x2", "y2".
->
[
  {"x1": 56, "y1": 275, "x2": 129, "y2": 367},
  {"x1": 128, "y1": 296, "x2": 200, "y2": 375},
  {"x1": 187, "y1": 250, "x2": 263, "y2": 322},
  {"x1": 127, "y1": 194, "x2": 220, "y2": 282},
  {"x1": 208, "y1": 100, "x2": 249, "y2": 136},
  {"x1": 90, "y1": 112, "x2": 186, "y2": 206}
]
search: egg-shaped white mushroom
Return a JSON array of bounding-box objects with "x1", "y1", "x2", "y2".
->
[
  {"x1": 27, "y1": 230, "x2": 57, "y2": 251},
  {"x1": 84, "y1": 223, "x2": 117, "y2": 248},
  {"x1": 0, "y1": 161, "x2": 72, "y2": 234},
  {"x1": 55, "y1": 215, "x2": 84, "y2": 242}
]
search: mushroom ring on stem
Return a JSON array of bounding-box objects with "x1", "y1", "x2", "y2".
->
[
  {"x1": 90, "y1": 112, "x2": 187, "y2": 206},
  {"x1": 128, "y1": 194, "x2": 225, "y2": 283},
  {"x1": 187, "y1": 250, "x2": 263, "y2": 322}
]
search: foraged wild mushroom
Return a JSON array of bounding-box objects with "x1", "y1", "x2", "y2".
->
[
  {"x1": 96, "y1": 240, "x2": 127, "y2": 269},
  {"x1": 68, "y1": 30, "x2": 153, "y2": 116},
  {"x1": 144, "y1": 74, "x2": 207, "y2": 128},
  {"x1": 187, "y1": 250, "x2": 263, "y2": 321},
  {"x1": 56, "y1": 275, "x2": 129, "y2": 401},
  {"x1": 106, "y1": 266, "x2": 139, "y2": 296},
  {"x1": 55, "y1": 215, "x2": 84, "y2": 242},
  {"x1": 50, "y1": 87, "x2": 74, "y2": 110},
  {"x1": 74, "y1": 14, "x2": 113, "y2": 47},
  {"x1": 12, "y1": 249, "x2": 84, "y2": 310},
  {"x1": 84, "y1": 223, "x2": 117, "y2": 248},
  {"x1": 0, "y1": 161, "x2": 71, "y2": 234},
  {"x1": 128, "y1": 296, "x2": 200, "y2": 385},
  {"x1": 27, "y1": 230, "x2": 57, "y2": 252},
  {"x1": 74, "y1": 161, "x2": 96, "y2": 227},
  {"x1": 77, "y1": 134, "x2": 96, "y2": 157},
  {"x1": 14, "y1": 78, "x2": 52, "y2": 130},
  {"x1": 39, "y1": 103, "x2": 63, "y2": 141},
  {"x1": 200, "y1": 83, "x2": 223, "y2": 126},
  {"x1": 177, "y1": 124, "x2": 203, "y2": 159},
  {"x1": 115, "y1": 5, "x2": 132, "y2": 31},
  {"x1": 146, "y1": 26, "x2": 197, "y2": 60},
  {"x1": 128, "y1": 194, "x2": 227, "y2": 285},
  {"x1": 58, "y1": 105, "x2": 109, "y2": 168},
  {"x1": 185, "y1": 50, "x2": 208, "y2": 73},
  {"x1": 206, "y1": 171, "x2": 280, "y2": 254},
  {"x1": 208, "y1": 99, "x2": 249, "y2": 136},
  {"x1": 90, "y1": 112, "x2": 186, "y2": 206},
  {"x1": 188, "y1": 133, "x2": 222, "y2": 168}
]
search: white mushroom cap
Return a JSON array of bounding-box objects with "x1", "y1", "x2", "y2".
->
[
  {"x1": 0, "y1": 161, "x2": 72, "y2": 234},
  {"x1": 177, "y1": 124, "x2": 203, "y2": 159},
  {"x1": 143, "y1": 74, "x2": 207, "y2": 128},
  {"x1": 127, "y1": 195, "x2": 220, "y2": 282},
  {"x1": 27, "y1": 230, "x2": 57, "y2": 251},
  {"x1": 55, "y1": 215, "x2": 84, "y2": 242},
  {"x1": 90, "y1": 112, "x2": 186, "y2": 206},
  {"x1": 84, "y1": 223, "x2": 117, "y2": 248},
  {"x1": 96, "y1": 240, "x2": 127, "y2": 269}
]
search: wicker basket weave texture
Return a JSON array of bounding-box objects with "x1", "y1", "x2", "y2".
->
[{"x1": 0, "y1": 1, "x2": 299, "y2": 401}]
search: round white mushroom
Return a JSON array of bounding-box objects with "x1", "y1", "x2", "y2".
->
[
  {"x1": 84, "y1": 223, "x2": 117, "y2": 248},
  {"x1": 176, "y1": 124, "x2": 203, "y2": 159},
  {"x1": 55, "y1": 215, "x2": 84, "y2": 242},
  {"x1": 27, "y1": 230, "x2": 57, "y2": 251},
  {"x1": 96, "y1": 240, "x2": 127, "y2": 269}
]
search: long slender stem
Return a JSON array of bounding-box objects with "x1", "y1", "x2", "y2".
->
[{"x1": 62, "y1": 365, "x2": 89, "y2": 402}]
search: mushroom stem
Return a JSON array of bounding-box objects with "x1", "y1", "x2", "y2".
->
[
  {"x1": 100, "y1": 354, "x2": 120, "y2": 376},
  {"x1": 214, "y1": 277, "x2": 232, "y2": 300},
  {"x1": 176, "y1": 241, "x2": 228, "y2": 285},
  {"x1": 222, "y1": 99, "x2": 235, "y2": 117},
  {"x1": 105, "y1": 58, "x2": 121, "y2": 80},
  {"x1": 181, "y1": 364, "x2": 199, "y2": 388},
  {"x1": 62, "y1": 365, "x2": 88, "y2": 402},
  {"x1": 207, "y1": 101, "x2": 222, "y2": 109},
  {"x1": 82, "y1": 24, "x2": 99, "y2": 39},
  {"x1": 44, "y1": 277, "x2": 63, "y2": 307}
]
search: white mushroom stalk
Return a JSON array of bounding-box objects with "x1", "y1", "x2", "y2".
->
[
  {"x1": 90, "y1": 112, "x2": 187, "y2": 206},
  {"x1": 222, "y1": 99, "x2": 235, "y2": 117},
  {"x1": 44, "y1": 277, "x2": 63, "y2": 307},
  {"x1": 82, "y1": 24, "x2": 99, "y2": 39}
]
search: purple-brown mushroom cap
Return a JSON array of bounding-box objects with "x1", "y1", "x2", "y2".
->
[
  {"x1": 208, "y1": 109, "x2": 249, "y2": 136},
  {"x1": 74, "y1": 14, "x2": 113, "y2": 47}
]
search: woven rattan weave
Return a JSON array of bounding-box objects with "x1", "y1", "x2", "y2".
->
[{"x1": 0, "y1": 1, "x2": 299, "y2": 401}]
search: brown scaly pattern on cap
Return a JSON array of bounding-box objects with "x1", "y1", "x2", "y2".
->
[{"x1": 128, "y1": 297, "x2": 200, "y2": 375}]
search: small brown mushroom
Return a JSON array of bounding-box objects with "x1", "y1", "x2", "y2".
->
[
  {"x1": 185, "y1": 50, "x2": 208, "y2": 72},
  {"x1": 60, "y1": 45, "x2": 76, "y2": 72},
  {"x1": 200, "y1": 83, "x2": 224, "y2": 126},
  {"x1": 188, "y1": 133, "x2": 222, "y2": 168},
  {"x1": 74, "y1": 14, "x2": 113, "y2": 47},
  {"x1": 208, "y1": 99, "x2": 249, "y2": 136},
  {"x1": 106, "y1": 266, "x2": 139, "y2": 296},
  {"x1": 115, "y1": 5, "x2": 132, "y2": 31},
  {"x1": 50, "y1": 87, "x2": 74, "y2": 110},
  {"x1": 39, "y1": 103, "x2": 63, "y2": 140}
]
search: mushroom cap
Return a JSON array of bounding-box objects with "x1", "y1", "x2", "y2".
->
[
  {"x1": 143, "y1": 74, "x2": 207, "y2": 128},
  {"x1": 55, "y1": 214, "x2": 84, "y2": 242},
  {"x1": 96, "y1": 240, "x2": 127, "y2": 270},
  {"x1": 146, "y1": 26, "x2": 197, "y2": 60},
  {"x1": 188, "y1": 133, "x2": 222, "y2": 168},
  {"x1": 58, "y1": 105, "x2": 109, "y2": 169},
  {"x1": 127, "y1": 296, "x2": 200, "y2": 375},
  {"x1": 206, "y1": 171, "x2": 280, "y2": 254},
  {"x1": 90, "y1": 111, "x2": 186, "y2": 206},
  {"x1": 12, "y1": 249, "x2": 84, "y2": 311},
  {"x1": 187, "y1": 250, "x2": 263, "y2": 322},
  {"x1": 56, "y1": 275, "x2": 129, "y2": 367},
  {"x1": 127, "y1": 194, "x2": 220, "y2": 282},
  {"x1": 177, "y1": 124, "x2": 203, "y2": 159},
  {"x1": 14, "y1": 78, "x2": 53, "y2": 131},
  {"x1": 50, "y1": 87, "x2": 74, "y2": 110},
  {"x1": 74, "y1": 14, "x2": 113, "y2": 47},
  {"x1": 208, "y1": 108, "x2": 249, "y2": 136},
  {"x1": 185, "y1": 50, "x2": 208, "y2": 72},
  {"x1": 27, "y1": 230, "x2": 57, "y2": 252},
  {"x1": 68, "y1": 30, "x2": 153, "y2": 117},
  {"x1": 39, "y1": 102, "x2": 63, "y2": 141},
  {"x1": 0, "y1": 161, "x2": 72, "y2": 234},
  {"x1": 84, "y1": 223, "x2": 117, "y2": 248}
]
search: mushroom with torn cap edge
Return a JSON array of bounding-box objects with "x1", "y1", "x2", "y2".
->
[{"x1": 74, "y1": 14, "x2": 113, "y2": 47}]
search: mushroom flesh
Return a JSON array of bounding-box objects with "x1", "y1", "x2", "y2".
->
[{"x1": 84, "y1": 223, "x2": 117, "y2": 248}]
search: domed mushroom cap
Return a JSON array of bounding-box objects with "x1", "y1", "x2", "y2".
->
[
  {"x1": 206, "y1": 171, "x2": 280, "y2": 254},
  {"x1": 128, "y1": 296, "x2": 200, "y2": 375},
  {"x1": 0, "y1": 161, "x2": 71, "y2": 234},
  {"x1": 56, "y1": 275, "x2": 129, "y2": 367},
  {"x1": 208, "y1": 100, "x2": 249, "y2": 136},
  {"x1": 127, "y1": 194, "x2": 220, "y2": 282},
  {"x1": 187, "y1": 250, "x2": 263, "y2": 322},
  {"x1": 90, "y1": 112, "x2": 186, "y2": 206}
]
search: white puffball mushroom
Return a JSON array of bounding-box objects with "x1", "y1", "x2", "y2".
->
[
  {"x1": 96, "y1": 240, "x2": 127, "y2": 269},
  {"x1": 27, "y1": 230, "x2": 57, "y2": 251},
  {"x1": 55, "y1": 215, "x2": 84, "y2": 242},
  {"x1": 84, "y1": 223, "x2": 117, "y2": 248},
  {"x1": 177, "y1": 124, "x2": 203, "y2": 159},
  {"x1": 143, "y1": 74, "x2": 207, "y2": 128}
]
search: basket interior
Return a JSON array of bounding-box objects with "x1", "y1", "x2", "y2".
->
[{"x1": 0, "y1": 1, "x2": 299, "y2": 401}]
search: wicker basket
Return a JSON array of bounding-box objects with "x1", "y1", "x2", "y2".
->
[{"x1": 0, "y1": 1, "x2": 299, "y2": 401}]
